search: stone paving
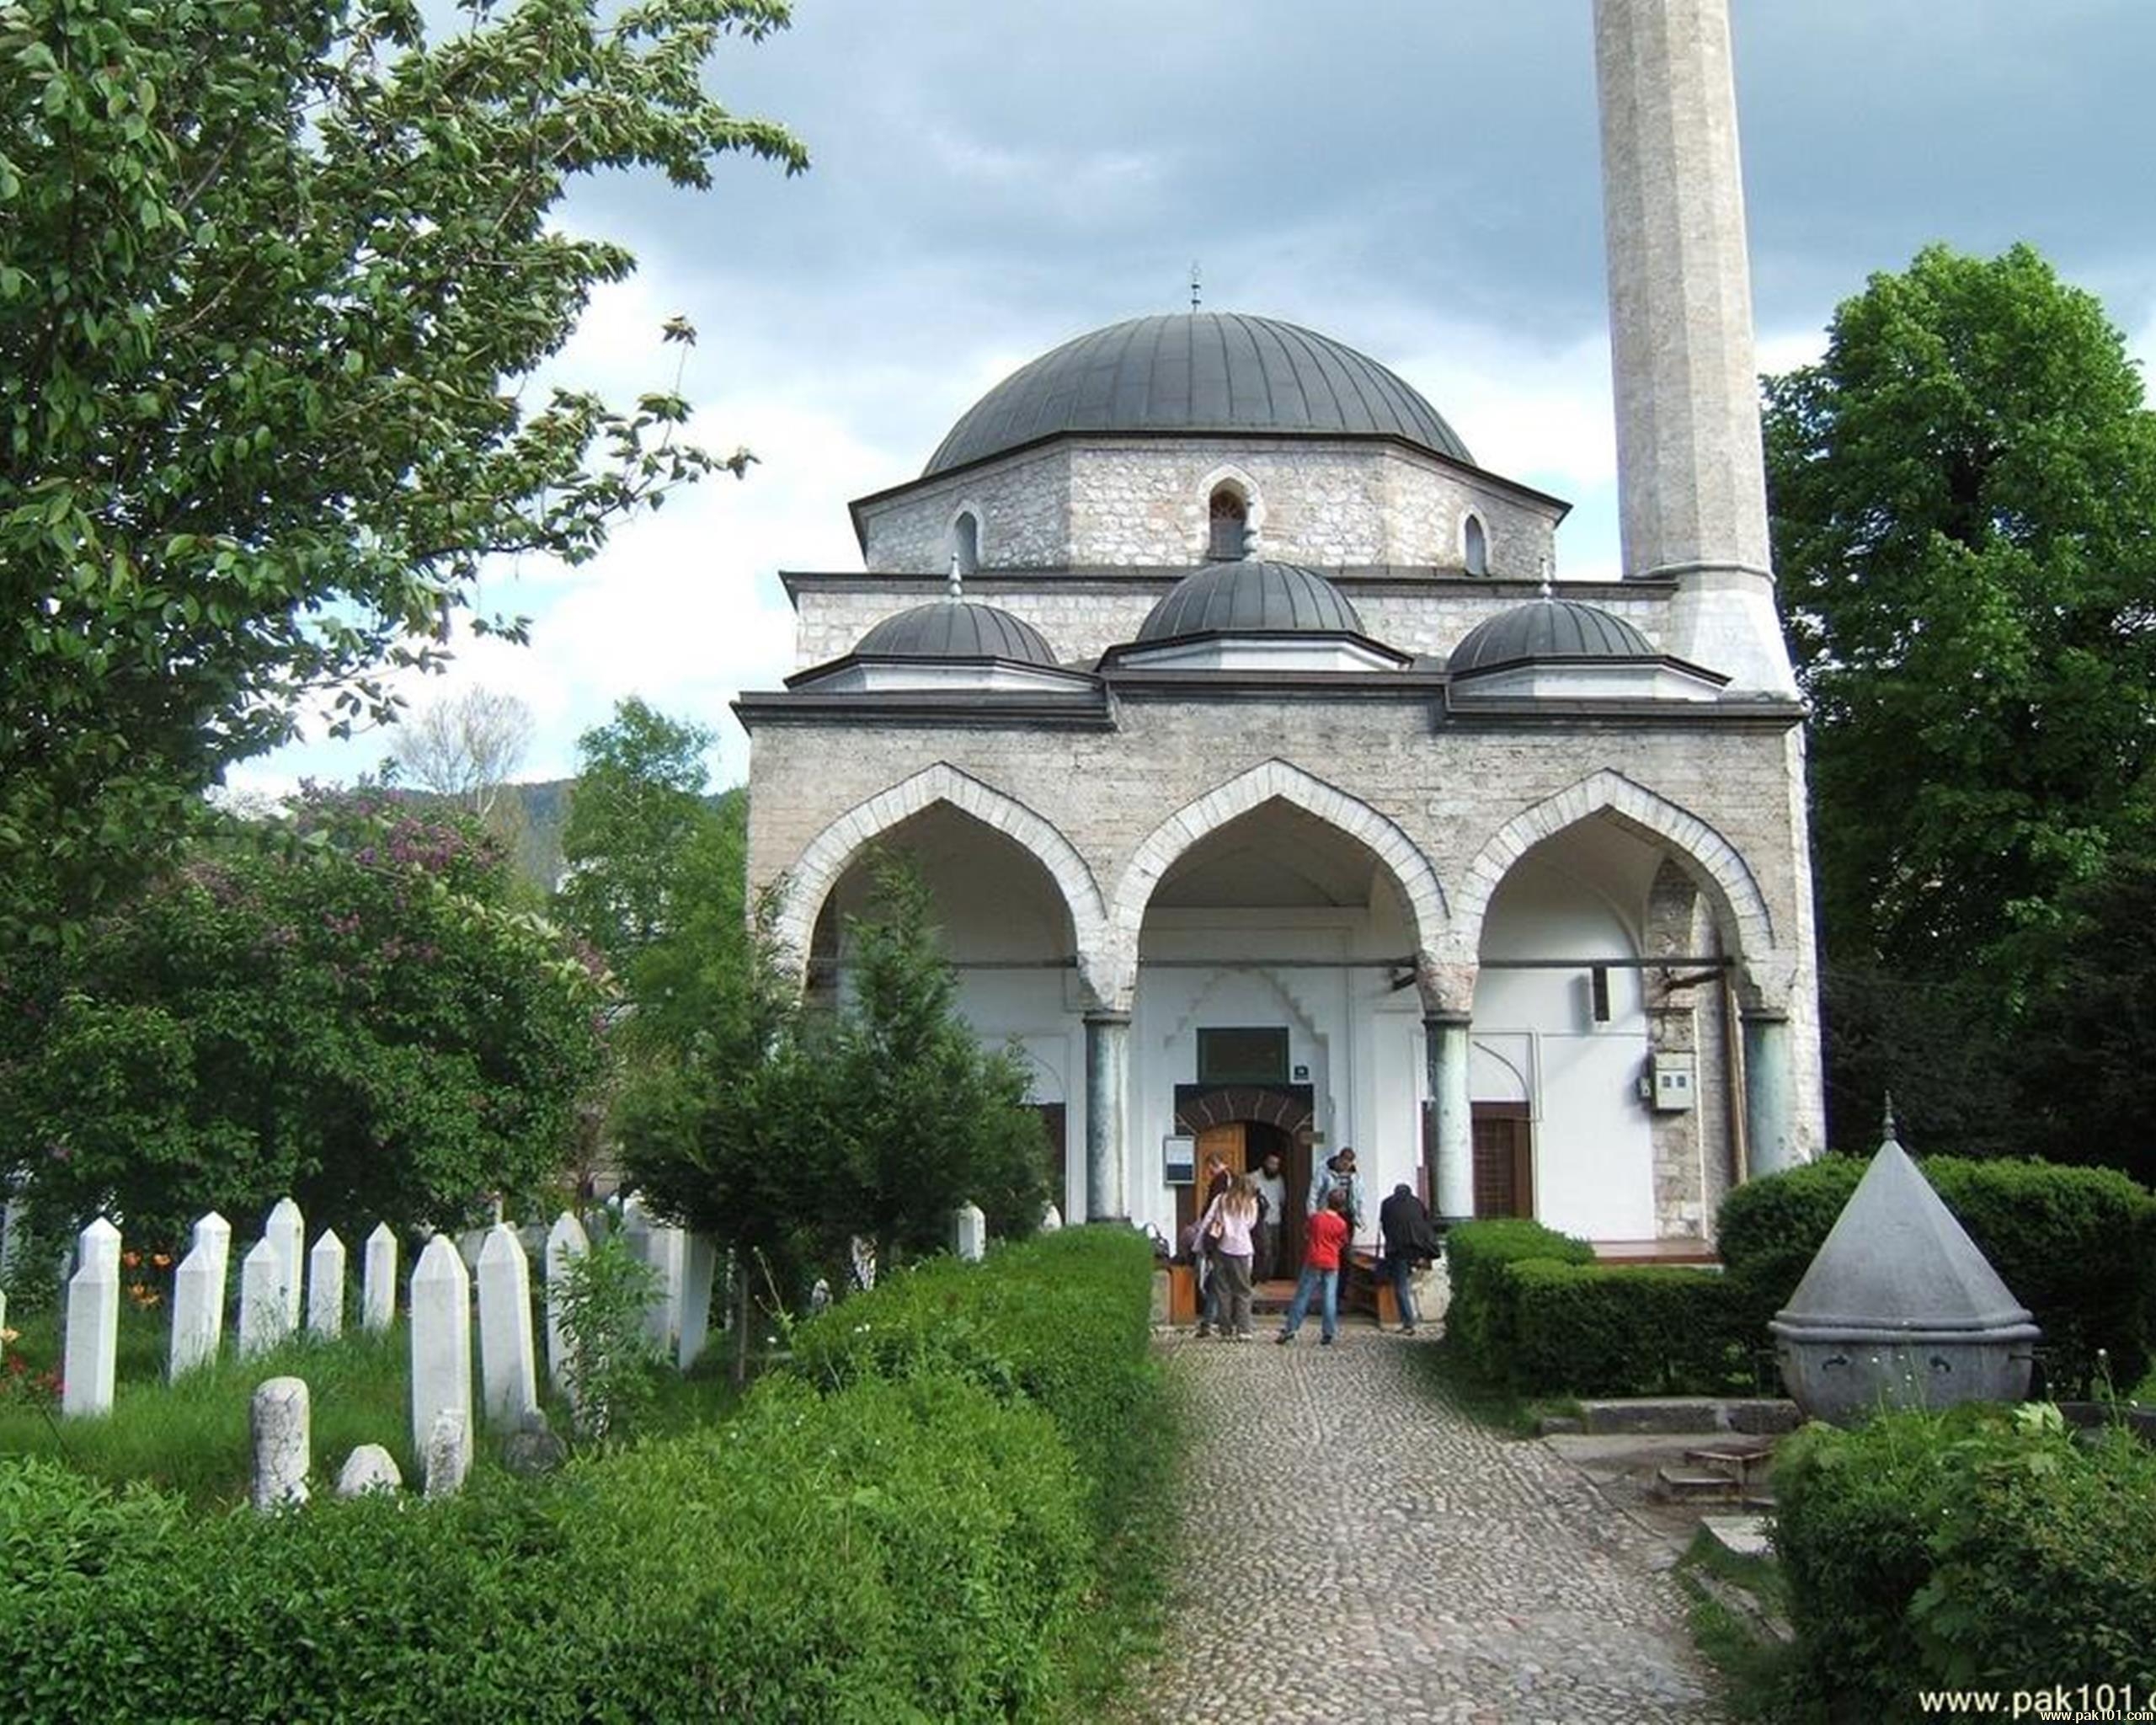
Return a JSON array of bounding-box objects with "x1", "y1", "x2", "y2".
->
[{"x1": 1141, "y1": 1327, "x2": 1720, "y2": 1724}]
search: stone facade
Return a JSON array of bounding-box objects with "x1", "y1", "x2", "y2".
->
[{"x1": 856, "y1": 437, "x2": 1559, "y2": 578}]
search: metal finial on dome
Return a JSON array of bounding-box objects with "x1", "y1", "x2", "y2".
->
[
  {"x1": 1189, "y1": 261, "x2": 1201, "y2": 312},
  {"x1": 1881, "y1": 1092, "x2": 1901, "y2": 1148},
  {"x1": 947, "y1": 552, "x2": 963, "y2": 601},
  {"x1": 1538, "y1": 556, "x2": 1553, "y2": 601}
]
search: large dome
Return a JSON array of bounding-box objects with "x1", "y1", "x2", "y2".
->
[
  {"x1": 856, "y1": 600, "x2": 1058, "y2": 666},
  {"x1": 1137, "y1": 560, "x2": 1366, "y2": 643},
  {"x1": 926, "y1": 312, "x2": 1473, "y2": 476},
  {"x1": 1448, "y1": 598, "x2": 1654, "y2": 676}
]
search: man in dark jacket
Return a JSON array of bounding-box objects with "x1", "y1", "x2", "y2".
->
[{"x1": 1378, "y1": 1183, "x2": 1444, "y2": 1334}]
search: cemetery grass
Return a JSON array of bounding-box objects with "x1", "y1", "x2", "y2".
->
[
  {"x1": 1676, "y1": 1526, "x2": 1803, "y2": 1724},
  {"x1": 0, "y1": 1305, "x2": 738, "y2": 1506}
]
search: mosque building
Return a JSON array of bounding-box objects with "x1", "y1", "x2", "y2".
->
[{"x1": 734, "y1": 0, "x2": 1823, "y2": 1255}]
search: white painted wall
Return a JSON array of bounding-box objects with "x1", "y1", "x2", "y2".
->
[{"x1": 1473, "y1": 855, "x2": 1657, "y2": 1240}]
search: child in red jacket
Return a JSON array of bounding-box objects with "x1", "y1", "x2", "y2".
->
[{"x1": 1276, "y1": 1188, "x2": 1349, "y2": 1345}]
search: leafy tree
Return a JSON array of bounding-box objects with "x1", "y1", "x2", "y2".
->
[
  {"x1": 0, "y1": 0, "x2": 805, "y2": 953},
  {"x1": 616, "y1": 857, "x2": 1049, "y2": 1378},
  {"x1": 555, "y1": 698, "x2": 735, "y2": 972},
  {"x1": 0, "y1": 789, "x2": 611, "y2": 1252},
  {"x1": 1767, "y1": 243, "x2": 2156, "y2": 978},
  {"x1": 1764, "y1": 244, "x2": 2156, "y2": 1148},
  {"x1": 817, "y1": 860, "x2": 1051, "y2": 1258}
]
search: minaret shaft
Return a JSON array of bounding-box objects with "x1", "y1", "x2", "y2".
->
[{"x1": 1593, "y1": 0, "x2": 1794, "y2": 697}]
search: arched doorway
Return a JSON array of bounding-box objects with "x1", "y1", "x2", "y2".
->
[{"x1": 1173, "y1": 1083, "x2": 1315, "y2": 1275}]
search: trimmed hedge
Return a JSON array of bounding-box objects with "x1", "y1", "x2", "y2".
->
[
  {"x1": 1719, "y1": 1155, "x2": 2156, "y2": 1394},
  {"x1": 1774, "y1": 1407, "x2": 2156, "y2": 1717},
  {"x1": 1444, "y1": 1217, "x2": 1595, "y2": 1370},
  {"x1": 0, "y1": 1227, "x2": 1162, "y2": 1722},
  {"x1": 1500, "y1": 1260, "x2": 1758, "y2": 1397},
  {"x1": 787, "y1": 1226, "x2": 1158, "y2": 1528}
]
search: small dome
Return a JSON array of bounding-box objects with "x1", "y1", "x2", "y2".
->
[
  {"x1": 927, "y1": 312, "x2": 1473, "y2": 476},
  {"x1": 855, "y1": 600, "x2": 1058, "y2": 666},
  {"x1": 1136, "y1": 560, "x2": 1366, "y2": 643},
  {"x1": 1448, "y1": 598, "x2": 1653, "y2": 676}
]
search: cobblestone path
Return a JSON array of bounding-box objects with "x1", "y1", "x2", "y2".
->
[{"x1": 1142, "y1": 1329, "x2": 1720, "y2": 1724}]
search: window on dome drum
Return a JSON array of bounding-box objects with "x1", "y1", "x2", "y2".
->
[
  {"x1": 953, "y1": 510, "x2": 980, "y2": 575},
  {"x1": 1463, "y1": 514, "x2": 1489, "y2": 576},
  {"x1": 1208, "y1": 487, "x2": 1249, "y2": 560}
]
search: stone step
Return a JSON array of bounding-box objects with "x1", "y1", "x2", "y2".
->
[{"x1": 1655, "y1": 1466, "x2": 1745, "y2": 1503}]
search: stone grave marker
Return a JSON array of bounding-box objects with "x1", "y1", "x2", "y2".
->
[
  {"x1": 250, "y1": 1375, "x2": 310, "y2": 1509},
  {"x1": 307, "y1": 1230, "x2": 346, "y2": 1339},
  {"x1": 476, "y1": 1223, "x2": 537, "y2": 1426},
  {"x1": 361, "y1": 1223, "x2": 398, "y2": 1332},
  {"x1": 264, "y1": 1198, "x2": 304, "y2": 1328},
  {"x1": 409, "y1": 1235, "x2": 472, "y2": 1472},
  {"x1": 61, "y1": 1218, "x2": 120, "y2": 1418}
]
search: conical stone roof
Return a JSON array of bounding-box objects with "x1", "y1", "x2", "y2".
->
[{"x1": 1772, "y1": 1135, "x2": 2036, "y2": 1338}]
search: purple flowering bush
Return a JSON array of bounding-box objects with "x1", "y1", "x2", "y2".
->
[{"x1": 0, "y1": 789, "x2": 610, "y2": 1253}]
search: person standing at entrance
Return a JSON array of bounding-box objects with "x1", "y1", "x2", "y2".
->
[
  {"x1": 1379, "y1": 1183, "x2": 1443, "y2": 1335},
  {"x1": 1197, "y1": 1175, "x2": 1262, "y2": 1339},
  {"x1": 1250, "y1": 1150, "x2": 1287, "y2": 1281},
  {"x1": 1308, "y1": 1147, "x2": 1368, "y2": 1251},
  {"x1": 1276, "y1": 1188, "x2": 1349, "y2": 1345},
  {"x1": 1193, "y1": 1156, "x2": 1231, "y2": 1338}
]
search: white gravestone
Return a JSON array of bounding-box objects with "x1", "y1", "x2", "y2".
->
[
  {"x1": 238, "y1": 1238, "x2": 292, "y2": 1358},
  {"x1": 476, "y1": 1224, "x2": 537, "y2": 1427},
  {"x1": 307, "y1": 1230, "x2": 346, "y2": 1339},
  {"x1": 424, "y1": 1409, "x2": 469, "y2": 1499},
  {"x1": 361, "y1": 1223, "x2": 398, "y2": 1333},
  {"x1": 677, "y1": 1234, "x2": 717, "y2": 1371},
  {"x1": 542, "y1": 1212, "x2": 589, "y2": 1391},
  {"x1": 622, "y1": 1199, "x2": 686, "y2": 1352},
  {"x1": 953, "y1": 1203, "x2": 987, "y2": 1263},
  {"x1": 169, "y1": 1232, "x2": 227, "y2": 1381},
  {"x1": 848, "y1": 1235, "x2": 877, "y2": 1292},
  {"x1": 409, "y1": 1235, "x2": 473, "y2": 1473},
  {"x1": 250, "y1": 1375, "x2": 310, "y2": 1509},
  {"x1": 1040, "y1": 1204, "x2": 1063, "y2": 1233},
  {"x1": 336, "y1": 1444, "x2": 404, "y2": 1498},
  {"x1": 61, "y1": 1218, "x2": 121, "y2": 1418},
  {"x1": 190, "y1": 1210, "x2": 232, "y2": 1311},
  {"x1": 264, "y1": 1199, "x2": 304, "y2": 1329}
]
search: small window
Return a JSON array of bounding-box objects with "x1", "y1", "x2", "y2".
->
[
  {"x1": 953, "y1": 510, "x2": 980, "y2": 576},
  {"x1": 1463, "y1": 514, "x2": 1489, "y2": 576},
  {"x1": 1208, "y1": 487, "x2": 1248, "y2": 561},
  {"x1": 1197, "y1": 1026, "x2": 1289, "y2": 1086}
]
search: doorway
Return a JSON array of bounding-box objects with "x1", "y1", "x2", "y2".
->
[{"x1": 1470, "y1": 1102, "x2": 1534, "y2": 1218}]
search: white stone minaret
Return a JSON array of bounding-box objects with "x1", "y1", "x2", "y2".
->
[{"x1": 1593, "y1": 0, "x2": 1796, "y2": 698}]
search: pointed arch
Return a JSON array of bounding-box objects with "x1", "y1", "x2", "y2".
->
[
  {"x1": 1108, "y1": 761, "x2": 1447, "y2": 998},
  {"x1": 1450, "y1": 770, "x2": 1774, "y2": 985},
  {"x1": 775, "y1": 764, "x2": 1110, "y2": 994}
]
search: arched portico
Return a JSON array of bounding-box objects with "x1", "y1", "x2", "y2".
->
[{"x1": 776, "y1": 762, "x2": 1113, "y2": 1003}]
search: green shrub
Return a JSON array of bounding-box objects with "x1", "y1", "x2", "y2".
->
[
  {"x1": 0, "y1": 1371, "x2": 1093, "y2": 1723},
  {"x1": 1774, "y1": 1407, "x2": 2156, "y2": 1717},
  {"x1": 1443, "y1": 1218, "x2": 1595, "y2": 1378},
  {"x1": 1719, "y1": 1155, "x2": 2156, "y2": 1393},
  {"x1": 1502, "y1": 1261, "x2": 1760, "y2": 1397},
  {"x1": 788, "y1": 1226, "x2": 1157, "y2": 1528}
]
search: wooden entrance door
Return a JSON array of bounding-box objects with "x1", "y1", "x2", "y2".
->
[
  {"x1": 1470, "y1": 1103, "x2": 1534, "y2": 1218},
  {"x1": 1177, "y1": 1122, "x2": 1246, "y2": 1239}
]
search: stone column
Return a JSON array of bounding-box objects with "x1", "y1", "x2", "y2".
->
[
  {"x1": 1424, "y1": 1013, "x2": 1475, "y2": 1224},
  {"x1": 264, "y1": 1198, "x2": 305, "y2": 1329},
  {"x1": 61, "y1": 1218, "x2": 120, "y2": 1418},
  {"x1": 1083, "y1": 1010, "x2": 1130, "y2": 1224},
  {"x1": 238, "y1": 1238, "x2": 292, "y2": 1359},
  {"x1": 409, "y1": 1235, "x2": 473, "y2": 1473},
  {"x1": 1593, "y1": 0, "x2": 1795, "y2": 697},
  {"x1": 1742, "y1": 1008, "x2": 1798, "y2": 1178},
  {"x1": 476, "y1": 1224, "x2": 537, "y2": 1427},
  {"x1": 361, "y1": 1223, "x2": 398, "y2": 1333},
  {"x1": 307, "y1": 1230, "x2": 346, "y2": 1339},
  {"x1": 250, "y1": 1376, "x2": 310, "y2": 1510},
  {"x1": 169, "y1": 1232, "x2": 226, "y2": 1381}
]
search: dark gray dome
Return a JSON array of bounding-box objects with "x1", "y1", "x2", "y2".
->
[
  {"x1": 926, "y1": 313, "x2": 1473, "y2": 476},
  {"x1": 1448, "y1": 598, "x2": 1654, "y2": 676},
  {"x1": 1136, "y1": 560, "x2": 1365, "y2": 643},
  {"x1": 856, "y1": 600, "x2": 1058, "y2": 665}
]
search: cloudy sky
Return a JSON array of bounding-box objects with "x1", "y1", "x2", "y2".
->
[{"x1": 236, "y1": 0, "x2": 2156, "y2": 795}]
